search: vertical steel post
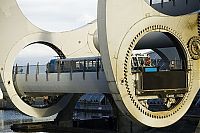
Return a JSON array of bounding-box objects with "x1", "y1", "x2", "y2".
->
[
  {"x1": 172, "y1": 0, "x2": 176, "y2": 6},
  {"x1": 26, "y1": 63, "x2": 29, "y2": 81},
  {"x1": 15, "y1": 64, "x2": 18, "y2": 75},
  {"x1": 36, "y1": 62, "x2": 39, "y2": 81},
  {"x1": 96, "y1": 58, "x2": 99, "y2": 80},
  {"x1": 150, "y1": 0, "x2": 152, "y2": 6},
  {"x1": 46, "y1": 63, "x2": 49, "y2": 81},
  {"x1": 83, "y1": 60, "x2": 86, "y2": 80},
  {"x1": 161, "y1": 0, "x2": 164, "y2": 8},
  {"x1": 13, "y1": 64, "x2": 18, "y2": 82},
  {"x1": 57, "y1": 60, "x2": 61, "y2": 81},
  {"x1": 70, "y1": 60, "x2": 73, "y2": 80}
]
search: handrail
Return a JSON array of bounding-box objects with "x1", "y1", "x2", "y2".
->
[{"x1": 145, "y1": 0, "x2": 200, "y2": 16}]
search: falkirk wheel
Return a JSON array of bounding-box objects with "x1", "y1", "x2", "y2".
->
[{"x1": 0, "y1": 0, "x2": 200, "y2": 128}]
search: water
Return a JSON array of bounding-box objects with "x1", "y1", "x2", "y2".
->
[
  {"x1": 1, "y1": 109, "x2": 200, "y2": 133},
  {"x1": 0, "y1": 110, "x2": 56, "y2": 132}
]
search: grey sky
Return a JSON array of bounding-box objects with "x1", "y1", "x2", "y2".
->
[
  {"x1": 15, "y1": 44, "x2": 58, "y2": 65},
  {"x1": 13, "y1": 0, "x2": 171, "y2": 66},
  {"x1": 14, "y1": 0, "x2": 98, "y2": 66},
  {"x1": 0, "y1": 1, "x2": 98, "y2": 98},
  {"x1": 16, "y1": 0, "x2": 97, "y2": 32}
]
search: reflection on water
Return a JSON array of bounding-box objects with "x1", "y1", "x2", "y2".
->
[
  {"x1": 1, "y1": 108, "x2": 200, "y2": 132},
  {"x1": 0, "y1": 110, "x2": 56, "y2": 132}
]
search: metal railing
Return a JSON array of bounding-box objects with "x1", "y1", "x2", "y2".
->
[
  {"x1": 13, "y1": 61, "x2": 103, "y2": 82},
  {"x1": 145, "y1": 0, "x2": 200, "y2": 16},
  {"x1": 146, "y1": 0, "x2": 189, "y2": 6},
  {"x1": 131, "y1": 59, "x2": 184, "y2": 72}
]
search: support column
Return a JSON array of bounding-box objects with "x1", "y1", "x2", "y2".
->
[
  {"x1": 54, "y1": 94, "x2": 82, "y2": 127},
  {"x1": 105, "y1": 94, "x2": 149, "y2": 133}
]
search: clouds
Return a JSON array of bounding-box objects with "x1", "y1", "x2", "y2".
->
[
  {"x1": 13, "y1": 0, "x2": 98, "y2": 66},
  {"x1": 13, "y1": 0, "x2": 98, "y2": 65},
  {"x1": 16, "y1": 0, "x2": 97, "y2": 32},
  {"x1": 15, "y1": 44, "x2": 58, "y2": 65}
]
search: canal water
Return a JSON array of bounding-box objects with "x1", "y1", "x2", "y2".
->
[
  {"x1": 1, "y1": 109, "x2": 200, "y2": 132},
  {"x1": 0, "y1": 110, "x2": 56, "y2": 132}
]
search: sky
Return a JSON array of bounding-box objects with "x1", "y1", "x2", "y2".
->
[
  {"x1": 0, "y1": 0, "x2": 151, "y2": 98},
  {"x1": 0, "y1": 0, "x2": 148, "y2": 99},
  {"x1": 16, "y1": 0, "x2": 97, "y2": 32},
  {"x1": 13, "y1": 0, "x2": 199, "y2": 66},
  {"x1": 14, "y1": 0, "x2": 98, "y2": 66},
  {"x1": 0, "y1": 0, "x2": 98, "y2": 99},
  {"x1": 14, "y1": 44, "x2": 58, "y2": 65},
  {"x1": 1, "y1": 0, "x2": 199, "y2": 98}
]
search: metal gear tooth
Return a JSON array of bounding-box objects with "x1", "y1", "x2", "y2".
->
[
  {"x1": 198, "y1": 13, "x2": 200, "y2": 36},
  {"x1": 123, "y1": 25, "x2": 192, "y2": 120}
]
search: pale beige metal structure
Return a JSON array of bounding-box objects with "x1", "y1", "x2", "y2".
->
[
  {"x1": 98, "y1": 0, "x2": 200, "y2": 127},
  {"x1": 0, "y1": 0, "x2": 99, "y2": 117},
  {"x1": 0, "y1": 0, "x2": 200, "y2": 128},
  {"x1": 15, "y1": 72, "x2": 109, "y2": 95}
]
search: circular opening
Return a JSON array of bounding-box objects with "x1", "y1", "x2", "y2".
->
[
  {"x1": 13, "y1": 42, "x2": 65, "y2": 108},
  {"x1": 16, "y1": 0, "x2": 97, "y2": 32},
  {"x1": 131, "y1": 31, "x2": 187, "y2": 112},
  {"x1": 15, "y1": 43, "x2": 62, "y2": 65}
]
